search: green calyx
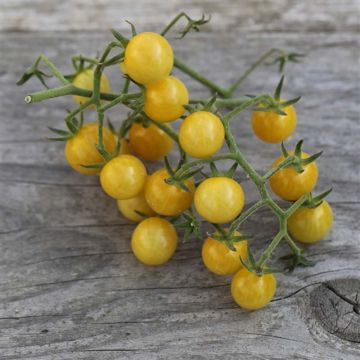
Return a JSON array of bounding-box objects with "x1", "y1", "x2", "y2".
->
[
  {"x1": 171, "y1": 209, "x2": 202, "y2": 243},
  {"x1": 301, "y1": 188, "x2": 333, "y2": 209},
  {"x1": 47, "y1": 111, "x2": 84, "y2": 141},
  {"x1": 281, "y1": 139, "x2": 323, "y2": 173},
  {"x1": 211, "y1": 225, "x2": 249, "y2": 252}
]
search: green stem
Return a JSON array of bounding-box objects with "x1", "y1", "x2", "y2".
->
[
  {"x1": 25, "y1": 85, "x2": 119, "y2": 103},
  {"x1": 161, "y1": 12, "x2": 189, "y2": 36},
  {"x1": 257, "y1": 229, "x2": 286, "y2": 268},
  {"x1": 223, "y1": 94, "x2": 271, "y2": 122},
  {"x1": 285, "y1": 193, "x2": 310, "y2": 216},
  {"x1": 25, "y1": 84, "x2": 75, "y2": 103},
  {"x1": 229, "y1": 200, "x2": 268, "y2": 235},
  {"x1": 99, "y1": 92, "x2": 142, "y2": 112},
  {"x1": 39, "y1": 54, "x2": 69, "y2": 84},
  {"x1": 72, "y1": 55, "x2": 99, "y2": 66},
  {"x1": 285, "y1": 234, "x2": 302, "y2": 255},
  {"x1": 146, "y1": 117, "x2": 180, "y2": 143},
  {"x1": 174, "y1": 57, "x2": 229, "y2": 98},
  {"x1": 175, "y1": 153, "x2": 237, "y2": 178},
  {"x1": 227, "y1": 48, "x2": 282, "y2": 95},
  {"x1": 262, "y1": 155, "x2": 296, "y2": 181},
  {"x1": 122, "y1": 78, "x2": 130, "y2": 93}
]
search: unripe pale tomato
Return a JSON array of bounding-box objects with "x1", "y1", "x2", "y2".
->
[
  {"x1": 117, "y1": 191, "x2": 156, "y2": 222},
  {"x1": 144, "y1": 168, "x2": 194, "y2": 216},
  {"x1": 179, "y1": 111, "x2": 225, "y2": 158},
  {"x1": 202, "y1": 231, "x2": 248, "y2": 276},
  {"x1": 72, "y1": 69, "x2": 111, "y2": 104},
  {"x1": 252, "y1": 103, "x2": 297, "y2": 143},
  {"x1": 131, "y1": 217, "x2": 177, "y2": 266},
  {"x1": 144, "y1": 76, "x2": 189, "y2": 123},
  {"x1": 194, "y1": 177, "x2": 245, "y2": 224},
  {"x1": 129, "y1": 123, "x2": 174, "y2": 161},
  {"x1": 100, "y1": 155, "x2": 147, "y2": 200},
  {"x1": 288, "y1": 200, "x2": 333, "y2": 243},
  {"x1": 269, "y1": 152, "x2": 318, "y2": 201},
  {"x1": 65, "y1": 122, "x2": 116, "y2": 175},
  {"x1": 231, "y1": 268, "x2": 276, "y2": 310},
  {"x1": 124, "y1": 32, "x2": 174, "y2": 85}
]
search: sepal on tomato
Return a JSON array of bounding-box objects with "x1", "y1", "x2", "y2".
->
[
  {"x1": 281, "y1": 251, "x2": 315, "y2": 272},
  {"x1": 301, "y1": 188, "x2": 333, "y2": 209}
]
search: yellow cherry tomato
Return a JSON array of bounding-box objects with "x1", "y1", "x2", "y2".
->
[
  {"x1": 288, "y1": 200, "x2": 333, "y2": 243},
  {"x1": 179, "y1": 111, "x2": 225, "y2": 158},
  {"x1": 202, "y1": 231, "x2": 248, "y2": 276},
  {"x1": 144, "y1": 76, "x2": 189, "y2": 123},
  {"x1": 129, "y1": 123, "x2": 174, "y2": 161},
  {"x1": 269, "y1": 152, "x2": 318, "y2": 201},
  {"x1": 119, "y1": 138, "x2": 131, "y2": 155},
  {"x1": 231, "y1": 268, "x2": 277, "y2": 310},
  {"x1": 252, "y1": 103, "x2": 297, "y2": 143},
  {"x1": 100, "y1": 155, "x2": 147, "y2": 200},
  {"x1": 144, "y1": 168, "x2": 194, "y2": 216},
  {"x1": 131, "y1": 217, "x2": 177, "y2": 266},
  {"x1": 194, "y1": 177, "x2": 245, "y2": 224},
  {"x1": 117, "y1": 191, "x2": 156, "y2": 222},
  {"x1": 124, "y1": 32, "x2": 174, "y2": 85},
  {"x1": 72, "y1": 69, "x2": 111, "y2": 104},
  {"x1": 64, "y1": 122, "x2": 116, "y2": 175}
]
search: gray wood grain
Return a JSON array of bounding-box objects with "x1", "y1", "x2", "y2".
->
[
  {"x1": 0, "y1": 0, "x2": 359, "y2": 32},
  {"x1": 1, "y1": 0, "x2": 360, "y2": 359}
]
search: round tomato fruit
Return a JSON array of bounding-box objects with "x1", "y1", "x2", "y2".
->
[
  {"x1": 72, "y1": 69, "x2": 111, "y2": 104},
  {"x1": 231, "y1": 268, "x2": 277, "y2": 310},
  {"x1": 144, "y1": 76, "x2": 189, "y2": 123},
  {"x1": 119, "y1": 138, "x2": 131, "y2": 155},
  {"x1": 179, "y1": 111, "x2": 225, "y2": 158},
  {"x1": 124, "y1": 32, "x2": 173, "y2": 85},
  {"x1": 288, "y1": 200, "x2": 333, "y2": 243},
  {"x1": 202, "y1": 232, "x2": 248, "y2": 276},
  {"x1": 269, "y1": 152, "x2": 318, "y2": 201},
  {"x1": 194, "y1": 177, "x2": 245, "y2": 224},
  {"x1": 129, "y1": 123, "x2": 174, "y2": 161},
  {"x1": 131, "y1": 217, "x2": 177, "y2": 266},
  {"x1": 117, "y1": 191, "x2": 156, "y2": 222},
  {"x1": 100, "y1": 155, "x2": 147, "y2": 200},
  {"x1": 65, "y1": 122, "x2": 116, "y2": 175},
  {"x1": 252, "y1": 102, "x2": 297, "y2": 143},
  {"x1": 145, "y1": 168, "x2": 194, "y2": 216}
]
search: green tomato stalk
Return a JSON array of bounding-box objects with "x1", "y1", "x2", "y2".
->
[{"x1": 17, "y1": 12, "x2": 321, "y2": 274}]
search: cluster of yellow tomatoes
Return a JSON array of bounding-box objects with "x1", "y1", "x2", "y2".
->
[{"x1": 61, "y1": 31, "x2": 333, "y2": 311}]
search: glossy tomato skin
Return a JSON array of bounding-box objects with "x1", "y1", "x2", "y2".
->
[
  {"x1": 129, "y1": 123, "x2": 174, "y2": 161},
  {"x1": 144, "y1": 76, "x2": 189, "y2": 123},
  {"x1": 269, "y1": 152, "x2": 318, "y2": 201},
  {"x1": 100, "y1": 155, "x2": 147, "y2": 200},
  {"x1": 202, "y1": 231, "x2": 248, "y2": 276},
  {"x1": 144, "y1": 168, "x2": 194, "y2": 216},
  {"x1": 231, "y1": 268, "x2": 277, "y2": 310},
  {"x1": 252, "y1": 104, "x2": 297, "y2": 143},
  {"x1": 288, "y1": 200, "x2": 333, "y2": 243},
  {"x1": 194, "y1": 177, "x2": 245, "y2": 224},
  {"x1": 119, "y1": 138, "x2": 131, "y2": 155},
  {"x1": 179, "y1": 111, "x2": 225, "y2": 158},
  {"x1": 131, "y1": 217, "x2": 177, "y2": 266},
  {"x1": 65, "y1": 123, "x2": 116, "y2": 175},
  {"x1": 124, "y1": 32, "x2": 174, "y2": 85},
  {"x1": 117, "y1": 190, "x2": 156, "y2": 222},
  {"x1": 72, "y1": 69, "x2": 111, "y2": 104}
]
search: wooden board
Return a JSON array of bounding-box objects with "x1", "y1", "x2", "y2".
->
[{"x1": 0, "y1": 1, "x2": 359, "y2": 359}]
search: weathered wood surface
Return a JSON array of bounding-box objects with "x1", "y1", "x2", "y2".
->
[{"x1": 0, "y1": 1, "x2": 360, "y2": 359}]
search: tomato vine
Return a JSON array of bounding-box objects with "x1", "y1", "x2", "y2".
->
[{"x1": 17, "y1": 13, "x2": 333, "y2": 308}]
